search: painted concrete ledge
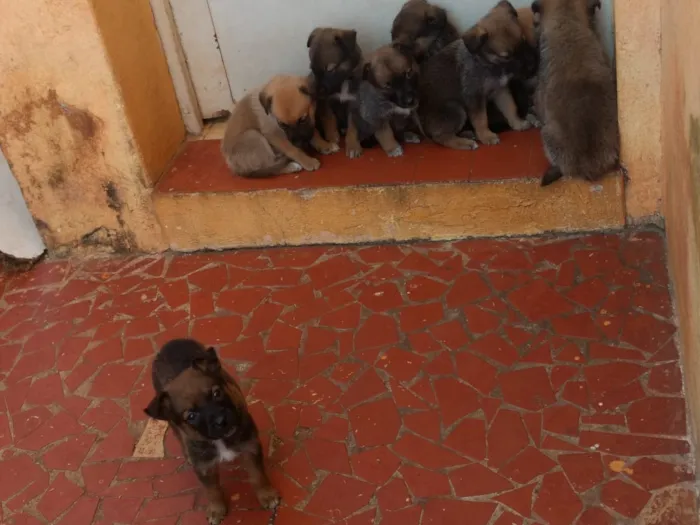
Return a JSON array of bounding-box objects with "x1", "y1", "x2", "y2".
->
[{"x1": 153, "y1": 176, "x2": 626, "y2": 252}]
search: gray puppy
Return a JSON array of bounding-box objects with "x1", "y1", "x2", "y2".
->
[
  {"x1": 419, "y1": 1, "x2": 535, "y2": 149},
  {"x1": 345, "y1": 42, "x2": 420, "y2": 158},
  {"x1": 533, "y1": 0, "x2": 619, "y2": 186}
]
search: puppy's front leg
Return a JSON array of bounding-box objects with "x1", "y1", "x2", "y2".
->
[
  {"x1": 311, "y1": 130, "x2": 340, "y2": 155},
  {"x1": 266, "y1": 132, "x2": 320, "y2": 171},
  {"x1": 375, "y1": 121, "x2": 404, "y2": 157},
  {"x1": 467, "y1": 99, "x2": 500, "y2": 145},
  {"x1": 195, "y1": 465, "x2": 227, "y2": 525},
  {"x1": 492, "y1": 87, "x2": 532, "y2": 131},
  {"x1": 345, "y1": 114, "x2": 363, "y2": 158},
  {"x1": 321, "y1": 107, "x2": 341, "y2": 145},
  {"x1": 241, "y1": 439, "x2": 280, "y2": 510}
]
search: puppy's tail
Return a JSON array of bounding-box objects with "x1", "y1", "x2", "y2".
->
[{"x1": 540, "y1": 166, "x2": 563, "y2": 187}]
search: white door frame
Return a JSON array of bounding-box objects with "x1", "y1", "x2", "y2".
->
[{"x1": 150, "y1": 0, "x2": 234, "y2": 134}]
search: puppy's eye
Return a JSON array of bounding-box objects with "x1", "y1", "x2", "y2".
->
[
  {"x1": 499, "y1": 51, "x2": 511, "y2": 58},
  {"x1": 184, "y1": 410, "x2": 198, "y2": 423},
  {"x1": 211, "y1": 386, "x2": 222, "y2": 400},
  {"x1": 405, "y1": 70, "x2": 414, "y2": 80},
  {"x1": 298, "y1": 116, "x2": 309, "y2": 124}
]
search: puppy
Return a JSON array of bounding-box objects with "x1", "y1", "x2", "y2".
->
[
  {"x1": 391, "y1": 0, "x2": 460, "y2": 62},
  {"x1": 307, "y1": 27, "x2": 363, "y2": 145},
  {"x1": 533, "y1": 0, "x2": 619, "y2": 186},
  {"x1": 221, "y1": 75, "x2": 336, "y2": 177},
  {"x1": 145, "y1": 339, "x2": 279, "y2": 525},
  {"x1": 419, "y1": 1, "x2": 534, "y2": 149},
  {"x1": 345, "y1": 42, "x2": 420, "y2": 158},
  {"x1": 485, "y1": 6, "x2": 541, "y2": 133}
]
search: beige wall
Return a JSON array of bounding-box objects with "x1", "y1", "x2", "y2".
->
[
  {"x1": 615, "y1": 0, "x2": 663, "y2": 223},
  {"x1": 661, "y1": 0, "x2": 700, "y2": 451},
  {"x1": 0, "y1": 0, "x2": 182, "y2": 254}
]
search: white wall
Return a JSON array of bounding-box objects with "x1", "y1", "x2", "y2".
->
[
  {"x1": 0, "y1": 148, "x2": 45, "y2": 259},
  {"x1": 207, "y1": 0, "x2": 615, "y2": 99}
]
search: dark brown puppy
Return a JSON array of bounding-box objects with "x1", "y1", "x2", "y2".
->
[
  {"x1": 307, "y1": 27, "x2": 363, "y2": 145},
  {"x1": 533, "y1": 0, "x2": 619, "y2": 186},
  {"x1": 345, "y1": 42, "x2": 420, "y2": 158},
  {"x1": 221, "y1": 75, "x2": 335, "y2": 177},
  {"x1": 419, "y1": 1, "x2": 534, "y2": 149},
  {"x1": 145, "y1": 339, "x2": 279, "y2": 525},
  {"x1": 391, "y1": 0, "x2": 459, "y2": 62}
]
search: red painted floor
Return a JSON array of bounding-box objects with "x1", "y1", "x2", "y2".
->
[
  {"x1": 0, "y1": 230, "x2": 696, "y2": 525},
  {"x1": 156, "y1": 130, "x2": 548, "y2": 194}
]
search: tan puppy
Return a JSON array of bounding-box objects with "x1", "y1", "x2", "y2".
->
[
  {"x1": 221, "y1": 75, "x2": 336, "y2": 177},
  {"x1": 533, "y1": 0, "x2": 619, "y2": 186},
  {"x1": 420, "y1": 1, "x2": 534, "y2": 149}
]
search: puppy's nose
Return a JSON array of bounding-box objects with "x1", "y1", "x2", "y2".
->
[
  {"x1": 213, "y1": 414, "x2": 226, "y2": 428},
  {"x1": 405, "y1": 95, "x2": 415, "y2": 106}
]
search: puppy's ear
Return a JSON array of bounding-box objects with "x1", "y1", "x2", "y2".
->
[
  {"x1": 392, "y1": 40, "x2": 415, "y2": 58},
  {"x1": 426, "y1": 7, "x2": 447, "y2": 27},
  {"x1": 362, "y1": 62, "x2": 374, "y2": 82},
  {"x1": 299, "y1": 75, "x2": 316, "y2": 99},
  {"x1": 463, "y1": 25, "x2": 489, "y2": 53},
  {"x1": 531, "y1": 1, "x2": 542, "y2": 15},
  {"x1": 336, "y1": 30, "x2": 357, "y2": 52},
  {"x1": 259, "y1": 91, "x2": 273, "y2": 115},
  {"x1": 192, "y1": 347, "x2": 222, "y2": 375},
  {"x1": 307, "y1": 28, "x2": 321, "y2": 48},
  {"x1": 144, "y1": 392, "x2": 172, "y2": 421},
  {"x1": 497, "y1": 0, "x2": 519, "y2": 19}
]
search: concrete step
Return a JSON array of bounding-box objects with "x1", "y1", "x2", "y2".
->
[{"x1": 153, "y1": 130, "x2": 625, "y2": 252}]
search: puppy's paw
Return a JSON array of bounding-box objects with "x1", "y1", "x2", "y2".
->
[
  {"x1": 321, "y1": 142, "x2": 341, "y2": 155},
  {"x1": 256, "y1": 486, "x2": 281, "y2": 510},
  {"x1": 386, "y1": 145, "x2": 404, "y2": 157},
  {"x1": 206, "y1": 502, "x2": 228, "y2": 525},
  {"x1": 479, "y1": 132, "x2": 500, "y2": 146},
  {"x1": 302, "y1": 158, "x2": 321, "y2": 171},
  {"x1": 403, "y1": 132, "x2": 422, "y2": 144},
  {"x1": 512, "y1": 119, "x2": 533, "y2": 131},
  {"x1": 282, "y1": 162, "x2": 303, "y2": 174},
  {"x1": 526, "y1": 113, "x2": 542, "y2": 128},
  {"x1": 314, "y1": 140, "x2": 340, "y2": 155},
  {"x1": 346, "y1": 145, "x2": 363, "y2": 159}
]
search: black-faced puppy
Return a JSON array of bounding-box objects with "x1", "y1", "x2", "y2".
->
[
  {"x1": 345, "y1": 42, "x2": 420, "y2": 158},
  {"x1": 145, "y1": 339, "x2": 279, "y2": 525},
  {"x1": 533, "y1": 0, "x2": 619, "y2": 186},
  {"x1": 221, "y1": 75, "x2": 336, "y2": 177},
  {"x1": 391, "y1": 0, "x2": 460, "y2": 62},
  {"x1": 486, "y1": 6, "x2": 541, "y2": 132},
  {"x1": 419, "y1": 1, "x2": 533, "y2": 149},
  {"x1": 307, "y1": 27, "x2": 363, "y2": 145}
]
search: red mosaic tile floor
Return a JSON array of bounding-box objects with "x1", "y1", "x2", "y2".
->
[
  {"x1": 156, "y1": 129, "x2": 548, "y2": 194},
  {"x1": 0, "y1": 230, "x2": 696, "y2": 525}
]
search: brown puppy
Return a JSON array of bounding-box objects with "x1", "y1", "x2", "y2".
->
[
  {"x1": 145, "y1": 339, "x2": 279, "y2": 525},
  {"x1": 391, "y1": 0, "x2": 460, "y2": 62},
  {"x1": 419, "y1": 1, "x2": 534, "y2": 149},
  {"x1": 346, "y1": 43, "x2": 420, "y2": 158},
  {"x1": 533, "y1": 0, "x2": 619, "y2": 186},
  {"x1": 221, "y1": 75, "x2": 336, "y2": 177},
  {"x1": 307, "y1": 27, "x2": 363, "y2": 145}
]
